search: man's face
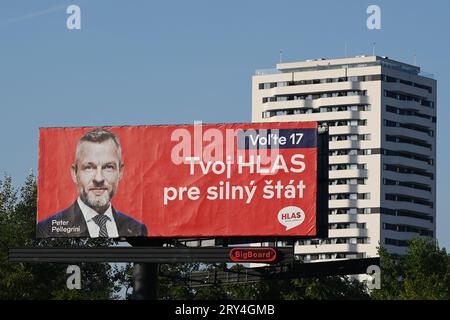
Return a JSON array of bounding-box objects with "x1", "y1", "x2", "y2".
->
[{"x1": 71, "y1": 139, "x2": 123, "y2": 213}]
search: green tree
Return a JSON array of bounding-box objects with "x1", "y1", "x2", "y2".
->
[
  {"x1": 158, "y1": 262, "x2": 200, "y2": 299},
  {"x1": 157, "y1": 261, "x2": 369, "y2": 300},
  {"x1": 372, "y1": 237, "x2": 450, "y2": 300},
  {"x1": 255, "y1": 276, "x2": 369, "y2": 300},
  {"x1": 0, "y1": 173, "x2": 129, "y2": 299}
]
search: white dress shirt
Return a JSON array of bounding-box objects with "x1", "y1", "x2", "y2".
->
[{"x1": 77, "y1": 197, "x2": 119, "y2": 238}]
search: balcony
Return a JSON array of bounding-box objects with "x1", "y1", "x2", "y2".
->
[
  {"x1": 294, "y1": 243, "x2": 359, "y2": 255},
  {"x1": 329, "y1": 199, "x2": 359, "y2": 208},
  {"x1": 329, "y1": 155, "x2": 359, "y2": 164},
  {"x1": 382, "y1": 230, "x2": 428, "y2": 241},
  {"x1": 384, "y1": 126, "x2": 433, "y2": 143},
  {"x1": 383, "y1": 185, "x2": 432, "y2": 200},
  {"x1": 266, "y1": 111, "x2": 362, "y2": 123},
  {"x1": 383, "y1": 170, "x2": 434, "y2": 186},
  {"x1": 263, "y1": 95, "x2": 369, "y2": 110},
  {"x1": 329, "y1": 169, "x2": 368, "y2": 179},
  {"x1": 384, "y1": 82, "x2": 433, "y2": 99},
  {"x1": 382, "y1": 199, "x2": 434, "y2": 214},
  {"x1": 384, "y1": 155, "x2": 433, "y2": 172},
  {"x1": 328, "y1": 228, "x2": 369, "y2": 238},
  {"x1": 382, "y1": 215, "x2": 434, "y2": 230},
  {"x1": 384, "y1": 141, "x2": 433, "y2": 158},
  {"x1": 384, "y1": 96, "x2": 422, "y2": 111},
  {"x1": 328, "y1": 214, "x2": 360, "y2": 223},
  {"x1": 329, "y1": 184, "x2": 359, "y2": 194},
  {"x1": 384, "y1": 112, "x2": 435, "y2": 129},
  {"x1": 270, "y1": 81, "x2": 363, "y2": 96},
  {"x1": 329, "y1": 126, "x2": 361, "y2": 135},
  {"x1": 329, "y1": 140, "x2": 361, "y2": 150}
]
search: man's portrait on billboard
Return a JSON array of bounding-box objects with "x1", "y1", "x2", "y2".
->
[{"x1": 37, "y1": 128, "x2": 148, "y2": 238}]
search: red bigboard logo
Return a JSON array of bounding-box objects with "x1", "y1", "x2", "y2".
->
[{"x1": 229, "y1": 248, "x2": 277, "y2": 262}]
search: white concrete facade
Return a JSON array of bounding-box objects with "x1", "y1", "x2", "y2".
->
[{"x1": 252, "y1": 56, "x2": 436, "y2": 261}]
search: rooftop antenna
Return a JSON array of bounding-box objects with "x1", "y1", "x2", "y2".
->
[
  {"x1": 413, "y1": 54, "x2": 417, "y2": 66},
  {"x1": 372, "y1": 42, "x2": 376, "y2": 56},
  {"x1": 279, "y1": 50, "x2": 283, "y2": 63},
  {"x1": 345, "y1": 42, "x2": 348, "y2": 57}
]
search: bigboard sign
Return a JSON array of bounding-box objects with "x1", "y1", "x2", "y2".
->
[{"x1": 36, "y1": 122, "x2": 322, "y2": 239}]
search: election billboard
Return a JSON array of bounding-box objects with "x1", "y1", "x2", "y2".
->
[{"x1": 36, "y1": 122, "x2": 327, "y2": 239}]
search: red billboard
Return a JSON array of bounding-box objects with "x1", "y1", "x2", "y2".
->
[{"x1": 36, "y1": 122, "x2": 319, "y2": 238}]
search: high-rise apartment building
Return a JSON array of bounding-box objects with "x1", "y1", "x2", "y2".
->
[{"x1": 252, "y1": 55, "x2": 436, "y2": 261}]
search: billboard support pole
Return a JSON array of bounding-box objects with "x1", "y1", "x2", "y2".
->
[
  {"x1": 128, "y1": 238, "x2": 163, "y2": 300},
  {"x1": 132, "y1": 262, "x2": 158, "y2": 300}
]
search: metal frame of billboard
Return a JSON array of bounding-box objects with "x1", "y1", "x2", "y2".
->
[
  {"x1": 8, "y1": 246, "x2": 294, "y2": 264},
  {"x1": 170, "y1": 257, "x2": 380, "y2": 287}
]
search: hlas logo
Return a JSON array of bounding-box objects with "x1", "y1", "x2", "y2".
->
[{"x1": 278, "y1": 206, "x2": 305, "y2": 231}]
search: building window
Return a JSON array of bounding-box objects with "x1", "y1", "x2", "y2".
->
[
  {"x1": 385, "y1": 193, "x2": 433, "y2": 208},
  {"x1": 385, "y1": 134, "x2": 432, "y2": 149},
  {"x1": 385, "y1": 238, "x2": 409, "y2": 247},
  {"x1": 383, "y1": 178, "x2": 431, "y2": 192},
  {"x1": 384, "y1": 90, "x2": 434, "y2": 109},
  {"x1": 380, "y1": 207, "x2": 433, "y2": 222},
  {"x1": 384, "y1": 163, "x2": 434, "y2": 179}
]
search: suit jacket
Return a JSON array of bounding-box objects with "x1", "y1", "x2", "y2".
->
[{"x1": 36, "y1": 201, "x2": 148, "y2": 238}]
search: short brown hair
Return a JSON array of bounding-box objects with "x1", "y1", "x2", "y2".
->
[{"x1": 74, "y1": 128, "x2": 123, "y2": 169}]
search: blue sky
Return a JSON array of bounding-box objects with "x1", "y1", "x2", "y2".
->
[{"x1": 0, "y1": 0, "x2": 448, "y2": 248}]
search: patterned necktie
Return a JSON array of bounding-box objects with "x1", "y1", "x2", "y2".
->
[{"x1": 92, "y1": 214, "x2": 110, "y2": 237}]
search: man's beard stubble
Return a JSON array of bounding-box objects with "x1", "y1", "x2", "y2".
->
[{"x1": 80, "y1": 189, "x2": 114, "y2": 214}]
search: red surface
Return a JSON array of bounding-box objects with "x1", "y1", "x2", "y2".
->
[
  {"x1": 37, "y1": 122, "x2": 318, "y2": 237},
  {"x1": 229, "y1": 248, "x2": 277, "y2": 262}
]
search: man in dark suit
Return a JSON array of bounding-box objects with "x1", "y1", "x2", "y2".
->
[{"x1": 37, "y1": 128, "x2": 147, "y2": 238}]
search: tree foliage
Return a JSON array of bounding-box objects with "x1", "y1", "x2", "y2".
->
[
  {"x1": 372, "y1": 238, "x2": 450, "y2": 300},
  {"x1": 157, "y1": 262, "x2": 369, "y2": 300},
  {"x1": 0, "y1": 173, "x2": 129, "y2": 299}
]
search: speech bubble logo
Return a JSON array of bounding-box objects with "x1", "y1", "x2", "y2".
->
[{"x1": 278, "y1": 206, "x2": 305, "y2": 231}]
